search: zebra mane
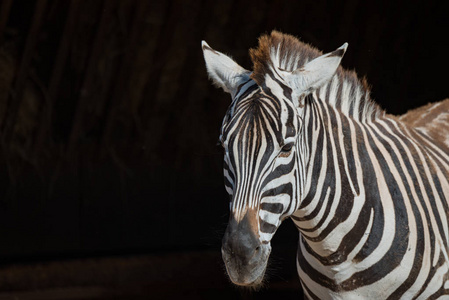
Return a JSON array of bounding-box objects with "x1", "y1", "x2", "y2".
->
[{"x1": 249, "y1": 31, "x2": 383, "y2": 121}]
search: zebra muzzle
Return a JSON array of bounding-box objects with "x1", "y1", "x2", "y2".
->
[{"x1": 221, "y1": 212, "x2": 271, "y2": 286}]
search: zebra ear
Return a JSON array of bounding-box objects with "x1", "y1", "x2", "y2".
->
[
  {"x1": 202, "y1": 41, "x2": 250, "y2": 96},
  {"x1": 286, "y1": 43, "x2": 348, "y2": 98}
]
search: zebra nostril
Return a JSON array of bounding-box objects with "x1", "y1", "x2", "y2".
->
[{"x1": 255, "y1": 246, "x2": 260, "y2": 251}]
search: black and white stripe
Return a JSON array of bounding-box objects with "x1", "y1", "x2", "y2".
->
[
  {"x1": 220, "y1": 79, "x2": 302, "y2": 242},
  {"x1": 203, "y1": 31, "x2": 449, "y2": 299},
  {"x1": 293, "y1": 88, "x2": 449, "y2": 299}
]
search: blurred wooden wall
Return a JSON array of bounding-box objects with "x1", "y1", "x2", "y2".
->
[
  {"x1": 0, "y1": 0, "x2": 447, "y2": 261},
  {"x1": 0, "y1": 0, "x2": 244, "y2": 260}
]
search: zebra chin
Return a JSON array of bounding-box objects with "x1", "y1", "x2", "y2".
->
[{"x1": 221, "y1": 242, "x2": 271, "y2": 288}]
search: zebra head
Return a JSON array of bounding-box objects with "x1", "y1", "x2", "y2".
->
[{"x1": 202, "y1": 35, "x2": 347, "y2": 287}]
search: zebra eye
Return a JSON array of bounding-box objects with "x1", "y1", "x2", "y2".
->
[{"x1": 281, "y1": 143, "x2": 294, "y2": 152}]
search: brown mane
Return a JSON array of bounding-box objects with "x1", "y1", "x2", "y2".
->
[
  {"x1": 249, "y1": 31, "x2": 321, "y2": 85},
  {"x1": 248, "y1": 31, "x2": 383, "y2": 121}
]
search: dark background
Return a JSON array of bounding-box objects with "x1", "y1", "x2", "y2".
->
[{"x1": 0, "y1": 0, "x2": 448, "y2": 299}]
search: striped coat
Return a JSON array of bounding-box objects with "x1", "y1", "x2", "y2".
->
[{"x1": 202, "y1": 31, "x2": 449, "y2": 299}]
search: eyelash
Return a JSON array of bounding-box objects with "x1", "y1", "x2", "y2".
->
[{"x1": 281, "y1": 143, "x2": 294, "y2": 152}]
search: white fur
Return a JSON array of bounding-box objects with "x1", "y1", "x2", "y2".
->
[
  {"x1": 285, "y1": 43, "x2": 348, "y2": 98},
  {"x1": 201, "y1": 41, "x2": 251, "y2": 96}
]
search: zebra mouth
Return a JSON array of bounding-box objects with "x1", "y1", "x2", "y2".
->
[
  {"x1": 222, "y1": 243, "x2": 271, "y2": 287},
  {"x1": 227, "y1": 262, "x2": 267, "y2": 287}
]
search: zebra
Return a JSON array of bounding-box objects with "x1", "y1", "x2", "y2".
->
[{"x1": 202, "y1": 31, "x2": 449, "y2": 299}]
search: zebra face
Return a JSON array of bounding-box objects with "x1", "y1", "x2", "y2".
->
[
  {"x1": 219, "y1": 83, "x2": 302, "y2": 286},
  {"x1": 202, "y1": 39, "x2": 346, "y2": 287}
]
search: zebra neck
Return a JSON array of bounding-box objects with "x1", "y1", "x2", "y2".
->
[
  {"x1": 289, "y1": 94, "x2": 449, "y2": 297},
  {"x1": 307, "y1": 74, "x2": 383, "y2": 122},
  {"x1": 291, "y1": 96, "x2": 376, "y2": 257}
]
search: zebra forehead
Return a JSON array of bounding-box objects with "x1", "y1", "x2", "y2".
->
[
  {"x1": 228, "y1": 108, "x2": 278, "y2": 142},
  {"x1": 226, "y1": 97, "x2": 292, "y2": 142},
  {"x1": 233, "y1": 85, "x2": 298, "y2": 121}
]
